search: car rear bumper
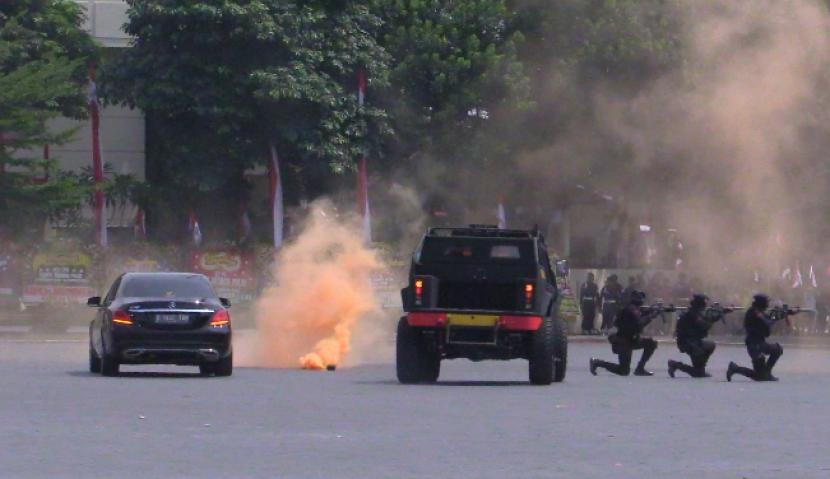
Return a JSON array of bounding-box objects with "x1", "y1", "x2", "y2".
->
[
  {"x1": 110, "y1": 329, "x2": 231, "y2": 365},
  {"x1": 119, "y1": 346, "x2": 227, "y2": 364}
]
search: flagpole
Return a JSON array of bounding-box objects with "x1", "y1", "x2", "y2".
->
[{"x1": 88, "y1": 65, "x2": 107, "y2": 247}]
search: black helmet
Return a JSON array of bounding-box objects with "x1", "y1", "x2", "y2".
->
[
  {"x1": 753, "y1": 294, "x2": 770, "y2": 309},
  {"x1": 630, "y1": 290, "x2": 646, "y2": 306},
  {"x1": 690, "y1": 293, "x2": 708, "y2": 308}
]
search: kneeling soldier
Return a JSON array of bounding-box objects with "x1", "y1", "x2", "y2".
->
[{"x1": 590, "y1": 290, "x2": 659, "y2": 377}]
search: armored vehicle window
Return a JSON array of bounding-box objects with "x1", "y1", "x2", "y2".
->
[
  {"x1": 421, "y1": 237, "x2": 533, "y2": 263},
  {"x1": 490, "y1": 245, "x2": 521, "y2": 259}
]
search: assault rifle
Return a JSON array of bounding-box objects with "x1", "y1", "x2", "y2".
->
[
  {"x1": 704, "y1": 303, "x2": 743, "y2": 324},
  {"x1": 640, "y1": 303, "x2": 686, "y2": 324},
  {"x1": 768, "y1": 304, "x2": 813, "y2": 329}
]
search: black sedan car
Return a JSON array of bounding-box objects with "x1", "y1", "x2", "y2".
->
[{"x1": 88, "y1": 272, "x2": 232, "y2": 376}]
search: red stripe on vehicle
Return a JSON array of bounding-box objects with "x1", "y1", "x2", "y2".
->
[
  {"x1": 498, "y1": 315, "x2": 542, "y2": 331},
  {"x1": 407, "y1": 312, "x2": 446, "y2": 327}
]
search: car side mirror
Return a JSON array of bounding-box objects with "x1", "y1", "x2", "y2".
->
[
  {"x1": 219, "y1": 297, "x2": 231, "y2": 308},
  {"x1": 87, "y1": 296, "x2": 102, "y2": 307}
]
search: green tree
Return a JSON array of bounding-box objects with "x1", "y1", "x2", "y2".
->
[
  {"x1": 0, "y1": 0, "x2": 99, "y2": 239},
  {"x1": 103, "y1": 0, "x2": 391, "y2": 236},
  {"x1": 372, "y1": 0, "x2": 529, "y2": 176}
]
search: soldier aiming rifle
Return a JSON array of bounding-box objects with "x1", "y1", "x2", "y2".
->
[
  {"x1": 727, "y1": 294, "x2": 811, "y2": 382},
  {"x1": 590, "y1": 291, "x2": 671, "y2": 377},
  {"x1": 668, "y1": 295, "x2": 743, "y2": 378}
]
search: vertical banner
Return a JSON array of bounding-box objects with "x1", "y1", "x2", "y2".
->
[
  {"x1": 133, "y1": 208, "x2": 146, "y2": 240},
  {"x1": 356, "y1": 69, "x2": 371, "y2": 243},
  {"x1": 188, "y1": 210, "x2": 202, "y2": 246},
  {"x1": 238, "y1": 201, "x2": 252, "y2": 244},
  {"x1": 88, "y1": 66, "x2": 107, "y2": 247},
  {"x1": 269, "y1": 143, "x2": 284, "y2": 250},
  {"x1": 357, "y1": 156, "x2": 371, "y2": 243}
]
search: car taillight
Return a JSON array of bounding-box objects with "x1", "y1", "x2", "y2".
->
[
  {"x1": 414, "y1": 279, "x2": 424, "y2": 306},
  {"x1": 210, "y1": 310, "x2": 230, "y2": 327},
  {"x1": 112, "y1": 310, "x2": 133, "y2": 326},
  {"x1": 524, "y1": 283, "x2": 534, "y2": 310}
]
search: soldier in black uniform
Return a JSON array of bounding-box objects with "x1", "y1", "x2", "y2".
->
[
  {"x1": 600, "y1": 275, "x2": 623, "y2": 333},
  {"x1": 580, "y1": 273, "x2": 600, "y2": 334},
  {"x1": 668, "y1": 294, "x2": 716, "y2": 378},
  {"x1": 727, "y1": 294, "x2": 783, "y2": 382},
  {"x1": 590, "y1": 290, "x2": 659, "y2": 376}
]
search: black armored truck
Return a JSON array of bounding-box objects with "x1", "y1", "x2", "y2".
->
[{"x1": 398, "y1": 225, "x2": 567, "y2": 385}]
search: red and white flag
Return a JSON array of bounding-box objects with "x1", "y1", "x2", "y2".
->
[
  {"x1": 88, "y1": 67, "x2": 107, "y2": 247},
  {"x1": 792, "y1": 263, "x2": 803, "y2": 289},
  {"x1": 269, "y1": 143, "x2": 284, "y2": 250},
  {"x1": 188, "y1": 210, "x2": 202, "y2": 247},
  {"x1": 133, "y1": 208, "x2": 146, "y2": 240},
  {"x1": 496, "y1": 202, "x2": 507, "y2": 229}
]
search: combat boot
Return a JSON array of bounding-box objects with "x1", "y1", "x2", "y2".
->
[
  {"x1": 633, "y1": 365, "x2": 654, "y2": 376},
  {"x1": 667, "y1": 360, "x2": 678, "y2": 378},
  {"x1": 726, "y1": 361, "x2": 737, "y2": 382}
]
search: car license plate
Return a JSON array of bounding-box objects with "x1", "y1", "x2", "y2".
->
[
  {"x1": 155, "y1": 314, "x2": 189, "y2": 325},
  {"x1": 446, "y1": 314, "x2": 498, "y2": 327}
]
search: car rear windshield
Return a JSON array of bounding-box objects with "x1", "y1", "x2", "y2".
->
[
  {"x1": 119, "y1": 275, "x2": 216, "y2": 299},
  {"x1": 420, "y1": 237, "x2": 535, "y2": 264}
]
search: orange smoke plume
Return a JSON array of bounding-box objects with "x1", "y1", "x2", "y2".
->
[{"x1": 252, "y1": 201, "x2": 381, "y2": 370}]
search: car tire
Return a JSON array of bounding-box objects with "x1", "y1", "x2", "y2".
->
[
  {"x1": 89, "y1": 343, "x2": 102, "y2": 374},
  {"x1": 529, "y1": 315, "x2": 554, "y2": 385},
  {"x1": 396, "y1": 317, "x2": 439, "y2": 384},
  {"x1": 200, "y1": 354, "x2": 233, "y2": 377},
  {"x1": 215, "y1": 354, "x2": 233, "y2": 377},
  {"x1": 552, "y1": 315, "x2": 568, "y2": 383},
  {"x1": 101, "y1": 353, "x2": 120, "y2": 377}
]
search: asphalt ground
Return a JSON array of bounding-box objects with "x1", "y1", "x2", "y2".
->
[{"x1": 1, "y1": 336, "x2": 829, "y2": 479}]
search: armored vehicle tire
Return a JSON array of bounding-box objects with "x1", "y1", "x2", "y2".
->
[
  {"x1": 89, "y1": 343, "x2": 101, "y2": 374},
  {"x1": 397, "y1": 317, "x2": 440, "y2": 384},
  {"x1": 529, "y1": 316, "x2": 554, "y2": 385},
  {"x1": 552, "y1": 316, "x2": 568, "y2": 382}
]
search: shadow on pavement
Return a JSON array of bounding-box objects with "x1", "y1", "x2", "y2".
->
[
  {"x1": 431, "y1": 380, "x2": 531, "y2": 387},
  {"x1": 357, "y1": 379, "x2": 531, "y2": 387},
  {"x1": 67, "y1": 370, "x2": 204, "y2": 379}
]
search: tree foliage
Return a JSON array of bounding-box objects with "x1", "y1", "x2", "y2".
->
[
  {"x1": 372, "y1": 0, "x2": 529, "y2": 169},
  {"x1": 0, "y1": 0, "x2": 98, "y2": 238},
  {"x1": 103, "y1": 0, "x2": 391, "y2": 200}
]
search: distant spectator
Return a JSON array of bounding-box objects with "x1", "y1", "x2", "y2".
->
[
  {"x1": 600, "y1": 274, "x2": 623, "y2": 333},
  {"x1": 579, "y1": 272, "x2": 600, "y2": 334}
]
